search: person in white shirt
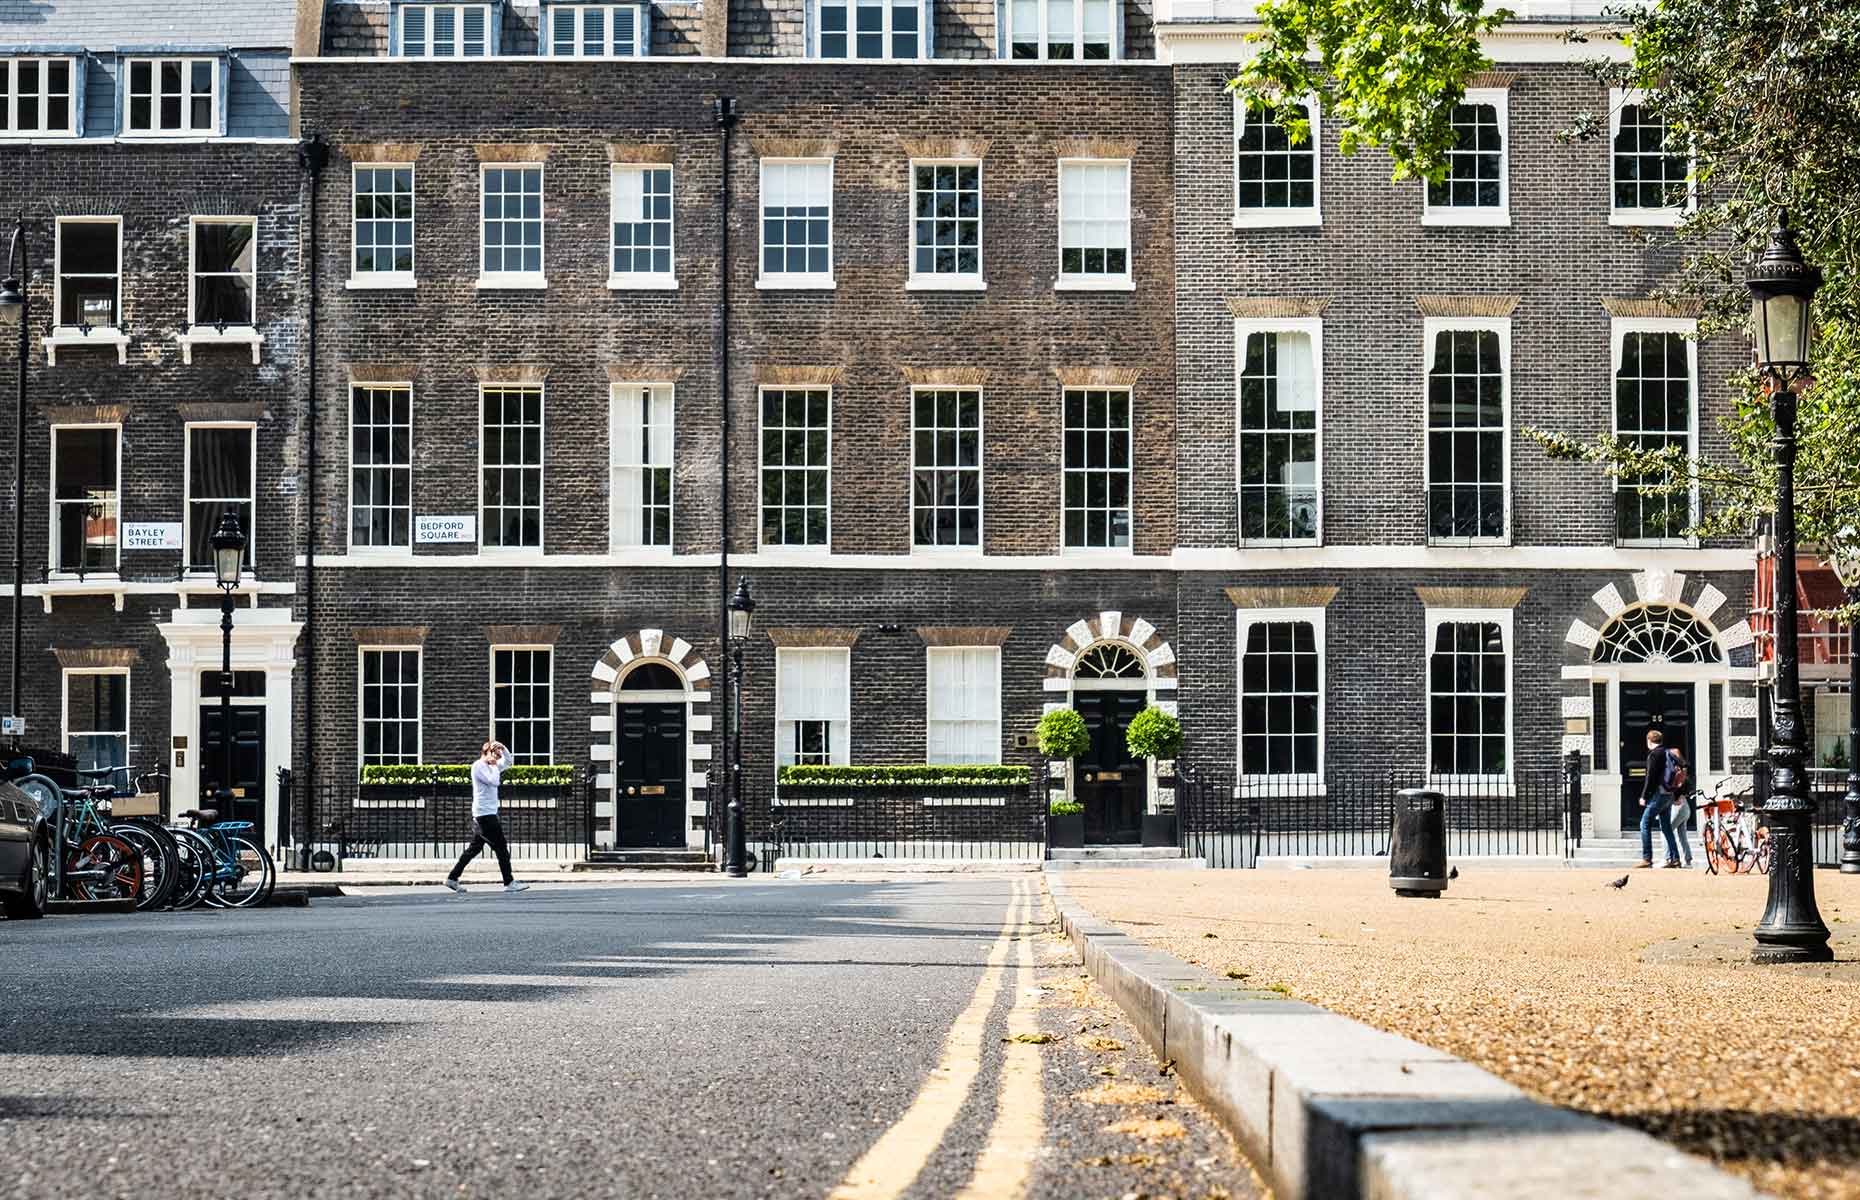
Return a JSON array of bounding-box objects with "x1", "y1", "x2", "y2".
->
[{"x1": 445, "y1": 741, "x2": 529, "y2": 894}]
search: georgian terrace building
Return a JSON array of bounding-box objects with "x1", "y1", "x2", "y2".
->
[
  {"x1": 1160, "y1": 0, "x2": 1760, "y2": 840},
  {"x1": 0, "y1": 2, "x2": 308, "y2": 835}
]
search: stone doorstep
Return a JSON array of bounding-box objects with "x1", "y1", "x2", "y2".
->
[
  {"x1": 1043, "y1": 857, "x2": 1209, "y2": 871},
  {"x1": 1042, "y1": 875, "x2": 1762, "y2": 1200}
]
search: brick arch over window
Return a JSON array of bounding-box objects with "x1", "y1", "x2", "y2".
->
[
  {"x1": 587, "y1": 629, "x2": 713, "y2": 848},
  {"x1": 1042, "y1": 611, "x2": 1178, "y2": 714}
]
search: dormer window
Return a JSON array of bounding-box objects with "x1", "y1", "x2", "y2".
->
[
  {"x1": 398, "y1": 4, "x2": 494, "y2": 57},
  {"x1": 548, "y1": 4, "x2": 648, "y2": 57},
  {"x1": 815, "y1": 0, "x2": 926, "y2": 59},
  {"x1": 3, "y1": 57, "x2": 79, "y2": 137},
  {"x1": 124, "y1": 57, "x2": 220, "y2": 136}
]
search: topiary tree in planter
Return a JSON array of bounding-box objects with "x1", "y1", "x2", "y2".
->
[
  {"x1": 1125, "y1": 706, "x2": 1183, "y2": 762},
  {"x1": 1036, "y1": 707, "x2": 1091, "y2": 763}
]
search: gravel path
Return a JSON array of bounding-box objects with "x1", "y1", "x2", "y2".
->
[{"x1": 1063, "y1": 868, "x2": 1860, "y2": 1200}]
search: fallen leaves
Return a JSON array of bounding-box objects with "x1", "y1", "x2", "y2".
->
[
  {"x1": 1075, "y1": 1081, "x2": 1166, "y2": 1105},
  {"x1": 1105, "y1": 1117, "x2": 1189, "y2": 1141},
  {"x1": 1083, "y1": 1036, "x2": 1127, "y2": 1052},
  {"x1": 1005, "y1": 1032, "x2": 1054, "y2": 1045}
]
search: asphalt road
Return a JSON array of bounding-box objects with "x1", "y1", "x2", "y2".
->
[{"x1": 0, "y1": 877, "x2": 1261, "y2": 1200}]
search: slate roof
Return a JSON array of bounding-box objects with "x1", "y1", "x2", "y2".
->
[{"x1": 0, "y1": 0, "x2": 300, "y2": 50}]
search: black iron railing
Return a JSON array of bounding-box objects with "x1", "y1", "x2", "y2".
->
[
  {"x1": 760, "y1": 776, "x2": 1045, "y2": 865},
  {"x1": 293, "y1": 774, "x2": 592, "y2": 869},
  {"x1": 1176, "y1": 765, "x2": 1568, "y2": 865}
]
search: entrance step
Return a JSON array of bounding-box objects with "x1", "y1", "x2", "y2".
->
[
  {"x1": 1048, "y1": 846, "x2": 1184, "y2": 860},
  {"x1": 1046, "y1": 845, "x2": 1203, "y2": 871},
  {"x1": 574, "y1": 849, "x2": 714, "y2": 872}
]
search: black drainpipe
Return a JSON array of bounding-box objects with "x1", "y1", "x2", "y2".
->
[
  {"x1": 298, "y1": 132, "x2": 328, "y2": 852},
  {"x1": 714, "y1": 95, "x2": 737, "y2": 827}
]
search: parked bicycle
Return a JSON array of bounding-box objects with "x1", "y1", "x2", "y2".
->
[
  {"x1": 1699, "y1": 777, "x2": 1771, "y2": 876},
  {"x1": 5, "y1": 759, "x2": 149, "y2": 905},
  {"x1": 169, "y1": 801, "x2": 276, "y2": 909}
]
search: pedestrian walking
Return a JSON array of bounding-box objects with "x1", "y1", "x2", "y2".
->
[
  {"x1": 445, "y1": 740, "x2": 530, "y2": 894},
  {"x1": 1635, "y1": 728, "x2": 1683, "y2": 869},
  {"x1": 1667, "y1": 747, "x2": 1695, "y2": 869}
]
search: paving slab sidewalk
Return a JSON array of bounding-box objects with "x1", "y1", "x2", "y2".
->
[{"x1": 1044, "y1": 872, "x2": 1764, "y2": 1200}]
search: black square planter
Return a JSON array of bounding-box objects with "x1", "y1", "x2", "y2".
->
[
  {"x1": 1141, "y1": 813, "x2": 1177, "y2": 847},
  {"x1": 1048, "y1": 813, "x2": 1085, "y2": 848}
]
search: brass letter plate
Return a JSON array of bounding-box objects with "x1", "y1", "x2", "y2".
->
[{"x1": 640, "y1": 785, "x2": 667, "y2": 796}]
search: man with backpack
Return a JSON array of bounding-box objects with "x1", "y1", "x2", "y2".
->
[{"x1": 1636, "y1": 728, "x2": 1685, "y2": 869}]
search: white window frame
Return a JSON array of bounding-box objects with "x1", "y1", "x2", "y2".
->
[
  {"x1": 348, "y1": 382, "x2": 415, "y2": 554},
  {"x1": 1421, "y1": 87, "x2": 1509, "y2": 227},
  {"x1": 2, "y1": 56, "x2": 79, "y2": 138},
  {"x1": 609, "y1": 382, "x2": 676, "y2": 551},
  {"x1": 48, "y1": 422, "x2": 122, "y2": 578},
  {"x1": 1233, "y1": 316, "x2": 1323, "y2": 546},
  {"x1": 350, "y1": 162, "x2": 417, "y2": 289},
  {"x1": 122, "y1": 56, "x2": 220, "y2": 137},
  {"x1": 1232, "y1": 96, "x2": 1322, "y2": 229},
  {"x1": 1610, "y1": 316, "x2": 1699, "y2": 548},
  {"x1": 188, "y1": 216, "x2": 258, "y2": 330},
  {"x1": 546, "y1": 4, "x2": 648, "y2": 57},
  {"x1": 1061, "y1": 385, "x2": 1134, "y2": 553},
  {"x1": 925, "y1": 646, "x2": 1002, "y2": 765},
  {"x1": 52, "y1": 216, "x2": 122, "y2": 333},
  {"x1": 489, "y1": 644, "x2": 555, "y2": 766},
  {"x1": 814, "y1": 0, "x2": 929, "y2": 59},
  {"x1": 910, "y1": 385, "x2": 984, "y2": 554},
  {"x1": 1055, "y1": 157, "x2": 1133, "y2": 291},
  {"x1": 757, "y1": 158, "x2": 836, "y2": 291},
  {"x1": 478, "y1": 163, "x2": 548, "y2": 290},
  {"x1": 357, "y1": 646, "x2": 423, "y2": 770},
  {"x1": 478, "y1": 383, "x2": 547, "y2": 553},
  {"x1": 182, "y1": 421, "x2": 257, "y2": 577},
  {"x1": 1234, "y1": 607, "x2": 1326, "y2": 788},
  {"x1": 1421, "y1": 315, "x2": 1511, "y2": 546},
  {"x1": 398, "y1": 3, "x2": 494, "y2": 57},
  {"x1": 1608, "y1": 88, "x2": 1694, "y2": 227},
  {"x1": 609, "y1": 163, "x2": 677, "y2": 289},
  {"x1": 775, "y1": 647, "x2": 852, "y2": 770},
  {"x1": 62, "y1": 668, "x2": 130, "y2": 774},
  {"x1": 1003, "y1": 0, "x2": 1117, "y2": 60},
  {"x1": 758, "y1": 386, "x2": 833, "y2": 550},
  {"x1": 907, "y1": 158, "x2": 985, "y2": 291},
  {"x1": 1423, "y1": 607, "x2": 1514, "y2": 785}
]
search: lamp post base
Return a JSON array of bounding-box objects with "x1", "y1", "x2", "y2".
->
[{"x1": 1752, "y1": 810, "x2": 1833, "y2": 963}]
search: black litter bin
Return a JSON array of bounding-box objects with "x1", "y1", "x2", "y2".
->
[{"x1": 1389, "y1": 788, "x2": 1447, "y2": 897}]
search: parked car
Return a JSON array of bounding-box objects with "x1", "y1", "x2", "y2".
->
[{"x1": 1, "y1": 762, "x2": 55, "y2": 919}]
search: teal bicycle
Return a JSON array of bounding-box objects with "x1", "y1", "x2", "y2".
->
[{"x1": 168, "y1": 802, "x2": 275, "y2": 909}]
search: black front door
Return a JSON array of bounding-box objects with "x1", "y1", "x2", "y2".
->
[
  {"x1": 1618, "y1": 682, "x2": 1695, "y2": 827},
  {"x1": 1076, "y1": 691, "x2": 1145, "y2": 845},
  {"x1": 615, "y1": 702, "x2": 686, "y2": 848},
  {"x1": 198, "y1": 706, "x2": 267, "y2": 836}
]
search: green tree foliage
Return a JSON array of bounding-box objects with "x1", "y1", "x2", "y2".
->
[
  {"x1": 1036, "y1": 708, "x2": 1092, "y2": 760},
  {"x1": 1125, "y1": 706, "x2": 1184, "y2": 760}
]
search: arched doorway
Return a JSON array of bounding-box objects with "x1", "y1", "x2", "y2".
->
[
  {"x1": 1592, "y1": 603, "x2": 1725, "y2": 830},
  {"x1": 588, "y1": 629, "x2": 713, "y2": 850},
  {"x1": 1070, "y1": 641, "x2": 1152, "y2": 845}
]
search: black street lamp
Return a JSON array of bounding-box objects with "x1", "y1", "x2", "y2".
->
[
  {"x1": 211, "y1": 512, "x2": 247, "y2": 821},
  {"x1": 1746, "y1": 215, "x2": 1833, "y2": 963},
  {"x1": 0, "y1": 217, "x2": 32, "y2": 747},
  {"x1": 724, "y1": 576, "x2": 756, "y2": 879}
]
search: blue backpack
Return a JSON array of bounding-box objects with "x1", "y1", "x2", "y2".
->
[{"x1": 1662, "y1": 748, "x2": 1689, "y2": 794}]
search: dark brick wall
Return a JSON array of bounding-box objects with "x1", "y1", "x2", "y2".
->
[
  {"x1": 298, "y1": 59, "x2": 1175, "y2": 561},
  {"x1": 0, "y1": 142, "x2": 305, "y2": 765},
  {"x1": 1173, "y1": 62, "x2": 1745, "y2": 552}
]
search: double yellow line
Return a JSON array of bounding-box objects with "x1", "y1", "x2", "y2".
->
[{"x1": 829, "y1": 878, "x2": 1046, "y2": 1200}]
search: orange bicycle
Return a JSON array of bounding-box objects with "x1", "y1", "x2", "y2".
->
[{"x1": 1699, "y1": 778, "x2": 1771, "y2": 875}]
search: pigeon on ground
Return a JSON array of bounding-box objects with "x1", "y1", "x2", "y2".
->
[
  {"x1": 1448, "y1": 866, "x2": 1459, "y2": 881},
  {"x1": 1607, "y1": 875, "x2": 1630, "y2": 890}
]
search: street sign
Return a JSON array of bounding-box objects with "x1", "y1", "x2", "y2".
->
[
  {"x1": 1, "y1": 717, "x2": 25, "y2": 737},
  {"x1": 123, "y1": 522, "x2": 184, "y2": 551},
  {"x1": 414, "y1": 515, "x2": 476, "y2": 544}
]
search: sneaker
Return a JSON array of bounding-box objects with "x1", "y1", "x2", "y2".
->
[
  {"x1": 503, "y1": 881, "x2": 530, "y2": 893},
  {"x1": 1632, "y1": 860, "x2": 1654, "y2": 869},
  {"x1": 444, "y1": 879, "x2": 467, "y2": 894}
]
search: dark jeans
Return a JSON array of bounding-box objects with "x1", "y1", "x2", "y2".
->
[
  {"x1": 450, "y1": 814, "x2": 513, "y2": 884},
  {"x1": 1639, "y1": 790, "x2": 1679, "y2": 863}
]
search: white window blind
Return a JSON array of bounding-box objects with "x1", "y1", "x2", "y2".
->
[
  {"x1": 926, "y1": 648, "x2": 1000, "y2": 765},
  {"x1": 611, "y1": 384, "x2": 673, "y2": 548},
  {"x1": 776, "y1": 649, "x2": 850, "y2": 767}
]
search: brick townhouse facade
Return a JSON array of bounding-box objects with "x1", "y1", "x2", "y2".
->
[
  {"x1": 2, "y1": 0, "x2": 1766, "y2": 854},
  {"x1": 1161, "y1": 4, "x2": 1760, "y2": 837},
  {"x1": 0, "y1": 2, "x2": 308, "y2": 834}
]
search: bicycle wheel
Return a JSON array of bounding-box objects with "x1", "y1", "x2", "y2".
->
[
  {"x1": 110, "y1": 823, "x2": 176, "y2": 911},
  {"x1": 67, "y1": 834, "x2": 143, "y2": 903},
  {"x1": 1753, "y1": 830, "x2": 1774, "y2": 875},
  {"x1": 1702, "y1": 824, "x2": 1727, "y2": 875},
  {"x1": 207, "y1": 837, "x2": 275, "y2": 909},
  {"x1": 166, "y1": 828, "x2": 214, "y2": 911}
]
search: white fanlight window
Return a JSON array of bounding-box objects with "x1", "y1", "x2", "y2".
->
[
  {"x1": 776, "y1": 648, "x2": 851, "y2": 768},
  {"x1": 926, "y1": 647, "x2": 1001, "y2": 765}
]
